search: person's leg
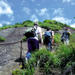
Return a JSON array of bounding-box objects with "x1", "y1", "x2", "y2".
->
[
  {"x1": 64, "y1": 39, "x2": 69, "y2": 45},
  {"x1": 66, "y1": 39, "x2": 69, "y2": 45},
  {"x1": 28, "y1": 37, "x2": 39, "y2": 52},
  {"x1": 34, "y1": 39, "x2": 39, "y2": 49},
  {"x1": 28, "y1": 38, "x2": 33, "y2": 52},
  {"x1": 47, "y1": 40, "x2": 52, "y2": 51}
]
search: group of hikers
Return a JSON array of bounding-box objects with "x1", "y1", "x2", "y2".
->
[{"x1": 24, "y1": 22, "x2": 71, "y2": 60}]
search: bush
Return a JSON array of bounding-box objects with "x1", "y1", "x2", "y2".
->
[
  {"x1": 12, "y1": 68, "x2": 35, "y2": 75},
  {"x1": 54, "y1": 33, "x2": 61, "y2": 44},
  {"x1": 0, "y1": 36, "x2": 6, "y2": 42},
  {"x1": 12, "y1": 69, "x2": 25, "y2": 75},
  {"x1": 12, "y1": 33, "x2": 75, "y2": 75},
  {"x1": 31, "y1": 49, "x2": 60, "y2": 74},
  {"x1": 22, "y1": 36, "x2": 27, "y2": 42}
]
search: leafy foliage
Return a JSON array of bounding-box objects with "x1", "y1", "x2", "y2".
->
[
  {"x1": 54, "y1": 33, "x2": 61, "y2": 44},
  {"x1": 22, "y1": 36, "x2": 27, "y2": 42},
  {"x1": 0, "y1": 20, "x2": 72, "y2": 31},
  {"x1": 0, "y1": 36, "x2": 6, "y2": 42}
]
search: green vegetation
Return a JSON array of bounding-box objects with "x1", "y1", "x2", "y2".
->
[
  {"x1": 2, "y1": 19, "x2": 73, "y2": 75},
  {"x1": 0, "y1": 20, "x2": 71, "y2": 31},
  {"x1": 22, "y1": 36, "x2": 27, "y2": 42},
  {"x1": 0, "y1": 36, "x2": 6, "y2": 42},
  {"x1": 12, "y1": 44, "x2": 75, "y2": 75},
  {"x1": 54, "y1": 33, "x2": 61, "y2": 44},
  {"x1": 12, "y1": 31, "x2": 75, "y2": 75}
]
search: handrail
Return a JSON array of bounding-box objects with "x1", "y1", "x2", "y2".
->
[
  {"x1": 0, "y1": 40, "x2": 23, "y2": 59},
  {"x1": 0, "y1": 40, "x2": 22, "y2": 45}
]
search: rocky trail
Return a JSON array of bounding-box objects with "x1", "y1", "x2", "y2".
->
[{"x1": 0, "y1": 27, "x2": 28, "y2": 75}]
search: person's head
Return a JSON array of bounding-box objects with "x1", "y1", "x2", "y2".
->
[
  {"x1": 64, "y1": 27, "x2": 68, "y2": 31},
  {"x1": 46, "y1": 27, "x2": 51, "y2": 31},
  {"x1": 34, "y1": 22, "x2": 38, "y2": 26}
]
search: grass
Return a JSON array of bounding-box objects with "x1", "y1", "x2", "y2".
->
[{"x1": 12, "y1": 42, "x2": 75, "y2": 75}]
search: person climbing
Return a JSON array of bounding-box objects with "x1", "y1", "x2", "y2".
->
[
  {"x1": 44, "y1": 28, "x2": 53, "y2": 51},
  {"x1": 61, "y1": 27, "x2": 71, "y2": 45},
  {"x1": 33, "y1": 22, "x2": 43, "y2": 44},
  {"x1": 27, "y1": 22, "x2": 43, "y2": 53}
]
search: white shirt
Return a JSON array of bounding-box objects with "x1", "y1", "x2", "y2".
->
[{"x1": 34, "y1": 26, "x2": 42, "y2": 40}]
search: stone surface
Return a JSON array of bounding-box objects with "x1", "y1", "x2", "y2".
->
[{"x1": 0, "y1": 27, "x2": 28, "y2": 75}]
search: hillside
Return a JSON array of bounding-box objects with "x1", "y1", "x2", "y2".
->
[
  {"x1": 0, "y1": 20, "x2": 75, "y2": 75},
  {"x1": 0, "y1": 20, "x2": 74, "y2": 31}
]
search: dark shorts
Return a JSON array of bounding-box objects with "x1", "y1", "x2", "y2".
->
[{"x1": 27, "y1": 37, "x2": 39, "y2": 52}]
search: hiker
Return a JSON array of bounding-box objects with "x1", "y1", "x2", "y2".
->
[
  {"x1": 44, "y1": 28, "x2": 53, "y2": 51},
  {"x1": 61, "y1": 27, "x2": 71, "y2": 45},
  {"x1": 27, "y1": 22, "x2": 43, "y2": 53},
  {"x1": 33, "y1": 22, "x2": 43, "y2": 44}
]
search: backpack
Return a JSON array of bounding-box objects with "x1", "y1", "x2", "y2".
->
[
  {"x1": 61, "y1": 31, "x2": 70, "y2": 42},
  {"x1": 44, "y1": 31, "x2": 52, "y2": 45},
  {"x1": 24, "y1": 28, "x2": 36, "y2": 38}
]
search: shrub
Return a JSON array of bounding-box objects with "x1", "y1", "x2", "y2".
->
[
  {"x1": 12, "y1": 68, "x2": 35, "y2": 75},
  {"x1": 54, "y1": 33, "x2": 61, "y2": 44},
  {"x1": 12, "y1": 33, "x2": 75, "y2": 75},
  {"x1": 12, "y1": 69, "x2": 25, "y2": 75},
  {"x1": 31, "y1": 49, "x2": 60, "y2": 74},
  {"x1": 0, "y1": 36, "x2": 6, "y2": 42},
  {"x1": 22, "y1": 36, "x2": 27, "y2": 42}
]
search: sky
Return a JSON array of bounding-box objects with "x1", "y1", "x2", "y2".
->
[{"x1": 0, "y1": 0, "x2": 75, "y2": 27}]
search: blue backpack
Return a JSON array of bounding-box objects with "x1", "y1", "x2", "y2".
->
[
  {"x1": 44, "y1": 31, "x2": 52, "y2": 37},
  {"x1": 61, "y1": 31, "x2": 70, "y2": 40},
  {"x1": 44, "y1": 31, "x2": 52, "y2": 45}
]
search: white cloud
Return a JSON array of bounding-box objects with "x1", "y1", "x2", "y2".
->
[
  {"x1": 30, "y1": 14, "x2": 38, "y2": 22},
  {"x1": 36, "y1": 8, "x2": 50, "y2": 19},
  {"x1": 39, "y1": 8, "x2": 48, "y2": 16},
  {"x1": 0, "y1": 1, "x2": 13, "y2": 15},
  {"x1": 0, "y1": 24, "x2": 3, "y2": 27},
  {"x1": 0, "y1": 21, "x2": 11, "y2": 27},
  {"x1": 23, "y1": 7, "x2": 31, "y2": 15},
  {"x1": 62, "y1": 0, "x2": 72, "y2": 3},
  {"x1": 4, "y1": 21, "x2": 11, "y2": 25},
  {"x1": 62, "y1": 0, "x2": 75, "y2": 5},
  {"x1": 2, "y1": 21, "x2": 11, "y2": 25},
  {"x1": 70, "y1": 23, "x2": 75, "y2": 28},
  {"x1": 52, "y1": 16, "x2": 72, "y2": 24},
  {"x1": 62, "y1": 0, "x2": 75, "y2": 6},
  {"x1": 53, "y1": 8, "x2": 64, "y2": 16}
]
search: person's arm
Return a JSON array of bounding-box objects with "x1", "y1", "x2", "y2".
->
[
  {"x1": 52, "y1": 31, "x2": 54, "y2": 39},
  {"x1": 40, "y1": 32, "x2": 43, "y2": 44}
]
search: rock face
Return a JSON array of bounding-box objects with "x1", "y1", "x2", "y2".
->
[
  {"x1": 0, "y1": 27, "x2": 74, "y2": 75},
  {"x1": 0, "y1": 27, "x2": 28, "y2": 75}
]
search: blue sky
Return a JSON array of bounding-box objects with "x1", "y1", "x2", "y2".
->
[{"x1": 0, "y1": 0, "x2": 75, "y2": 27}]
